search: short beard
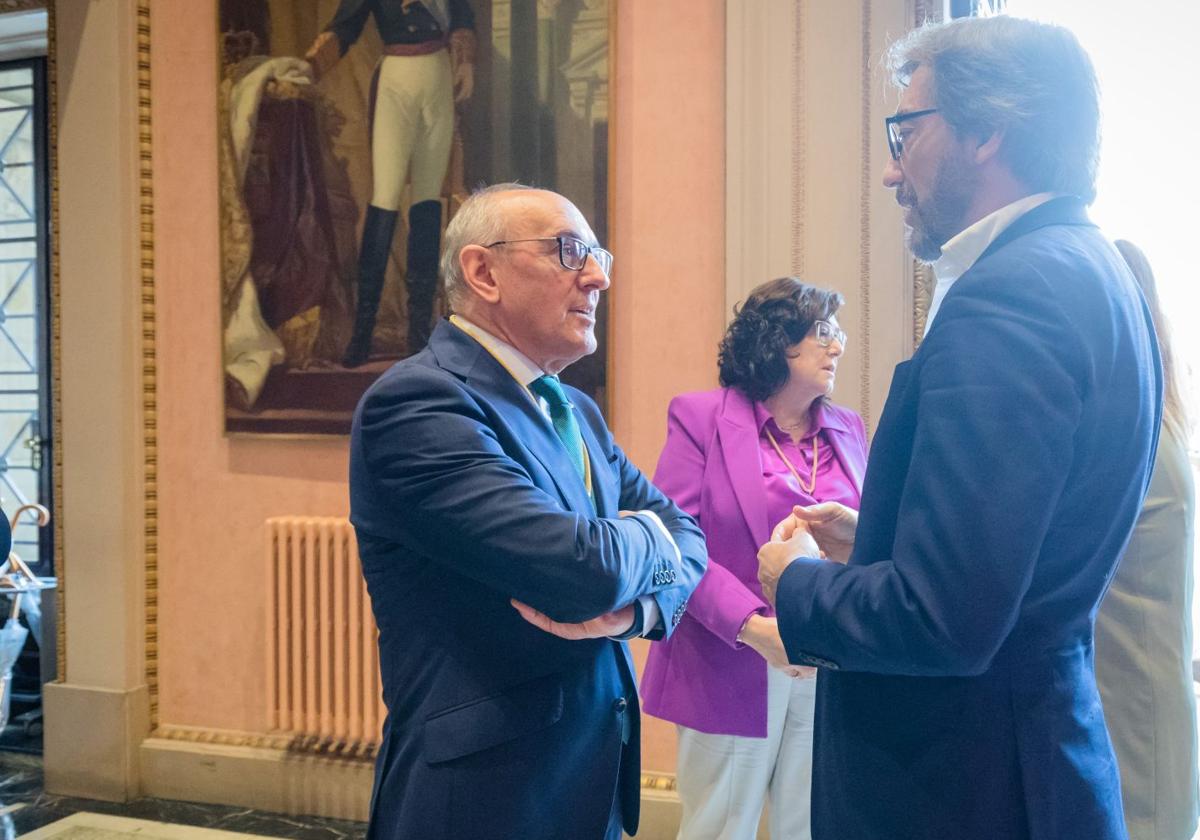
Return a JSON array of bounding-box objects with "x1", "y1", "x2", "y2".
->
[{"x1": 901, "y1": 148, "x2": 976, "y2": 263}]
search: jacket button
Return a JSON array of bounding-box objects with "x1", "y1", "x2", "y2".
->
[{"x1": 613, "y1": 697, "x2": 628, "y2": 713}]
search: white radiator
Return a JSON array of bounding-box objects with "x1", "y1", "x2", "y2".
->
[{"x1": 265, "y1": 516, "x2": 385, "y2": 752}]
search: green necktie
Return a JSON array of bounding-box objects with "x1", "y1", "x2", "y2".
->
[{"x1": 529, "y1": 374, "x2": 588, "y2": 484}]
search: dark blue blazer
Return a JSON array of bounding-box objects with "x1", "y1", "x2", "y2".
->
[
  {"x1": 349, "y1": 320, "x2": 706, "y2": 840},
  {"x1": 777, "y1": 197, "x2": 1161, "y2": 839}
]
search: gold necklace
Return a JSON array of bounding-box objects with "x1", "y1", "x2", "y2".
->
[{"x1": 764, "y1": 427, "x2": 819, "y2": 495}]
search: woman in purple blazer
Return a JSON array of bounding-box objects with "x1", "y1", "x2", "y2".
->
[{"x1": 641, "y1": 277, "x2": 868, "y2": 839}]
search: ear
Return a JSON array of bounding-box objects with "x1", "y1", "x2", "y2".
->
[
  {"x1": 973, "y1": 127, "x2": 1005, "y2": 165},
  {"x1": 459, "y1": 244, "x2": 501, "y2": 304}
]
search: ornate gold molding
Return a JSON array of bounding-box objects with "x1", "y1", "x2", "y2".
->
[
  {"x1": 155, "y1": 724, "x2": 378, "y2": 761},
  {"x1": 136, "y1": 0, "x2": 158, "y2": 730},
  {"x1": 912, "y1": 261, "x2": 935, "y2": 349},
  {"x1": 640, "y1": 771, "x2": 677, "y2": 793},
  {"x1": 0, "y1": 0, "x2": 46, "y2": 12},
  {"x1": 858, "y1": 0, "x2": 872, "y2": 429},
  {"x1": 47, "y1": 0, "x2": 63, "y2": 682},
  {"x1": 910, "y1": 0, "x2": 943, "y2": 351}
]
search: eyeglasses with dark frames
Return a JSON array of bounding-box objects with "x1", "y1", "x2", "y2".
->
[
  {"x1": 884, "y1": 108, "x2": 939, "y2": 160},
  {"x1": 486, "y1": 236, "x2": 613, "y2": 276}
]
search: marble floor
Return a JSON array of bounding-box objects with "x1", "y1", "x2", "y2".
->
[{"x1": 0, "y1": 752, "x2": 366, "y2": 840}]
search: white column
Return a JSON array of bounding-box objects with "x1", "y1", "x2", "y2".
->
[
  {"x1": 43, "y1": 0, "x2": 150, "y2": 802},
  {"x1": 725, "y1": 0, "x2": 913, "y2": 432}
]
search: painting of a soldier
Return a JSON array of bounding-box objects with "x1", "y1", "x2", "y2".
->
[{"x1": 217, "y1": 0, "x2": 609, "y2": 435}]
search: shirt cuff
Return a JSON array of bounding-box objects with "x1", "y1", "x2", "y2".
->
[{"x1": 637, "y1": 596, "x2": 661, "y2": 637}]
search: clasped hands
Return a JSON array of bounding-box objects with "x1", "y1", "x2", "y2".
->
[
  {"x1": 512, "y1": 502, "x2": 858, "y2": 642},
  {"x1": 757, "y1": 501, "x2": 858, "y2": 607}
]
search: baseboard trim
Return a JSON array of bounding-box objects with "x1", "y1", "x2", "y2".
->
[{"x1": 140, "y1": 732, "x2": 683, "y2": 835}]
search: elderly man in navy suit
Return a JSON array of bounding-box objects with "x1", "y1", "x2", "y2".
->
[
  {"x1": 349, "y1": 183, "x2": 705, "y2": 840},
  {"x1": 759, "y1": 16, "x2": 1161, "y2": 840}
]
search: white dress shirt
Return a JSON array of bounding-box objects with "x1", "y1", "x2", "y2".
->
[
  {"x1": 450, "y1": 314, "x2": 666, "y2": 636},
  {"x1": 923, "y1": 192, "x2": 1060, "y2": 338}
]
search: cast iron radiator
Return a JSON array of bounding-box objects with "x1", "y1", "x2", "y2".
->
[{"x1": 265, "y1": 516, "x2": 385, "y2": 753}]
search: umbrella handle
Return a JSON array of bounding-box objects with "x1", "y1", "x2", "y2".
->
[{"x1": 9, "y1": 503, "x2": 49, "y2": 532}]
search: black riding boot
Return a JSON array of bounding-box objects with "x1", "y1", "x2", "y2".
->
[
  {"x1": 342, "y1": 205, "x2": 399, "y2": 368},
  {"x1": 405, "y1": 199, "x2": 442, "y2": 354}
]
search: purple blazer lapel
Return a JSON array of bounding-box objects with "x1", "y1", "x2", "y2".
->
[
  {"x1": 827, "y1": 426, "x2": 867, "y2": 497},
  {"x1": 716, "y1": 389, "x2": 771, "y2": 548}
]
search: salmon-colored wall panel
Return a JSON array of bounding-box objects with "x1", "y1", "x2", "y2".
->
[
  {"x1": 610, "y1": 1, "x2": 726, "y2": 472},
  {"x1": 152, "y1": 0, "x2": 725, "y2": 773},
  {"x1": 153, "y1": 1, "x2": 350, "y2": 732},
  {"x1": 612, "y1": 0, "x2": 726, "y2": 773}
]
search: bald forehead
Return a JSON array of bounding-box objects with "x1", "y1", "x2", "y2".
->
[{"x1": 493, "y1": 189, "x2": 595, "y2": 242}]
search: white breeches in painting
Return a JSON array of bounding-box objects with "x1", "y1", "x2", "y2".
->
[
  {"x1": 370, "y1": 50, "x2": 454, "y2": 211},
  {"x1": 675, "y1": 669, "x2": 817, "y2": 839}
]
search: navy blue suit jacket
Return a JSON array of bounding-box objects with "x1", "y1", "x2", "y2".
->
[
  {"x1": 776, "y1": 197, "x2": 1161, "y2": 839},
  {"x1": 349, "y1": 320, "x2": 706, "y2": 840}
]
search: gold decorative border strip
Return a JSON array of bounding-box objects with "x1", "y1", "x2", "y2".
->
[
  {"x1": 858, "y1": 0, "x2": 872, "y2": 429},
  {"x1": 790, "y1": 0, "x2": 805, "y2": 277},
  {"x1": 910, "y1": 0, "x2": 942, "y2": 350},
  {"x1": 641, "y1": 771, "x2": 677, "y2": 793},
  {"x1": 155, "y1": 725, "x2": 378, "y2": 761},
  {"x1": 47, "y1": 0, "x2": 63, "y2": 682},
  {"x1": 137, "y1": 0, "x2": 158, "y2": 730},
  {"x1": 0, "y1": 0, "x2": 46, "y2": 12}
]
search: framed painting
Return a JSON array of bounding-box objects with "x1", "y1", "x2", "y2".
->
[{"x1": 218, "y1": 0, "x2": 611, "y2": 434}]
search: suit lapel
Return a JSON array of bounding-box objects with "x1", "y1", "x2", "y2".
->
[
  {"x1": 429, "y1": 321, "x2": 596, "y2": 515},
  {"x1": 576, "y1": 418, "x2": 611, "y2": 516},
  {"x1": 716, "y1": 390, "x2": 770, "y2": 547},
  {"x1": 826, "y1": 426, "x2": 866, "y2": 497},
  {"x1": 976, "y1": 196, "x2": 1093, "y2": 265}
]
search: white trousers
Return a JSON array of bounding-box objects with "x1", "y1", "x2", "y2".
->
[
  {"x1": 675, "y1": 669, "x2": 817, "y2": 840},
  {"x1": 370, "y1": 51, "x2": 454, "y2": 210}
]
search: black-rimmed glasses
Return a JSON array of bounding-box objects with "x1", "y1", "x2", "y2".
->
[
  {"x1": 885, "y1": 108, "x2": 939, "y2": 160},
  {"x1": 486, "y1": 236, "x2": 613, "y2": 276}
]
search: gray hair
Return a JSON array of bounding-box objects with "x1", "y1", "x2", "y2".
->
[
  {"x1": 886, "y1": 15, "x2": 1100, "y2": 203},
  {"x1": 441, "y1": 182, "x2": 537, "y2": 309}
]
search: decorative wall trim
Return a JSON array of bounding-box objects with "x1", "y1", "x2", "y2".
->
[
  {"x1": 47, "y1": 0, "x2": 62, "y2": 682},
  {"x1": 910, "y1": 0, "x2": 943, "y2": 350},
  {"x1": 790, "y1": 0, "x2": 805, "y2": 278},
  {"x1": 641, "y1": 771, "x2": 677, "y2": 793},
  {"x1": 725, "y1": 1, "x2": 801, "y2": 317},
  {"x1": 136, "y1": 0, "x2": 159, "y2": 730},
  {"x1": 155, "y1": 723, "x2": 677, "y2": 794},
  {"x1": 155, "y1": 724, "x2": 376, "y2": 760},
  {"x1": 0, "y1": 0, "x2": 46, "y2": 12},
  {"x1": 858, "y1": 0, "x2": 872, "y2": 426}
]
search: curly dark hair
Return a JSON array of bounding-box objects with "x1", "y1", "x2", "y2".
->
[{"x1": 718, "y1": 277, "x2": 844, "y2": 403}]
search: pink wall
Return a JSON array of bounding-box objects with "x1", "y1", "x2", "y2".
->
[
  {"x1": 154, "y1": 2, "x2": 352, "y2": 732},
  {"x1": 611, "y1": 1, "x2": 727, "y2": 771},
  {"x1": 153, "y1": 0, "x2": 725, "y2": 773}
]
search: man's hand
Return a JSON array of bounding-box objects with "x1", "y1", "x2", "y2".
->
[
  {"x1": 772, "y1": 502, "x2": 859, "y2": 565},
  {"x1": 757, "y1": 527, "x2": 820, "y2": 607},
  {"x1": 740, "y1": 614, "x2": 815, "y2": 679},
  {"x1": 304, "y1": 31, "x2": 340, "y2": 80},
  {"x1": 512, "y1": 600, "x2": 635, "y2": 640}
]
